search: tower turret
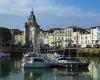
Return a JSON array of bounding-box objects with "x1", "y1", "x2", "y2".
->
[
  {"x1": 28, "y1": 10, "x2": 36, "y2": 26},
  {"x1": 24, "y1": 10, "x2": 40, "y2": 52}
]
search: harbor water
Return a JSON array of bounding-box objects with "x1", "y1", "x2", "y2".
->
[{"x1": 0, "y1": 57, "x2": 100, "y2": 80}]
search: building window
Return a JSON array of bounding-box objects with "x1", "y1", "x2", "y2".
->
[
  {"x1": 85, "y1": 41, "x2": 87, "y2": 43},
  {"x1": 58, "y1": 37, "x2": 60, "y2": 40},
  {"x1": 92, "y1": 40, "x2": 94, "y2": 43},
  {"x1": 62, "y1": 37, "x2": 63, "y2": 40}
]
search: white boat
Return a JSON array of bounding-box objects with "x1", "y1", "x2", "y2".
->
[
  {"x1": 22, "y1": 54, "x2": 52, "y2": 68},
  {"x1": 47, "y1": 53, "x2": 61, "y2": 62},
  {"x1": 22, "y1": 24, "x2": 52, "y2": 68},
  {"x1": 48, "y1": 54, "x2": 80, "y2": 64},
  {"x1": 57, "y1": 57, "x2": 79, "y2": 64},
  {"x1": 22, "y1": 52, "x2": 38, "y2": 63},
  {"x1": 47, "y1": 49, "x2": 88, "y2": 69}
]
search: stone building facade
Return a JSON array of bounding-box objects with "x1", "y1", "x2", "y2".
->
[
  {"x1": 40, "y1": 26, "x2": 100, "y2": 48},
  {"x1": 0, "y1": 27, "x2": 12, "y2": 47},
  {"x1": 24, "y1": 11, "x2": 40, "y2": 53},
  {"x1": 10, "y1": 29, "x2": 23, "y2": 45},
  {"x1": 15, "y1": 32, "x2": 24, "y2": 45}
]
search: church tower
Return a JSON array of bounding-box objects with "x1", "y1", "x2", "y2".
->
[
  {"x1": 28, "y1": 10, "x2": 36, "y2": 26},
  {"x1": 24, "y1": 10, "x2": 40, "y2": 53}
]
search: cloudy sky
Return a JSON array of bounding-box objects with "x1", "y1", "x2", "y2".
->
[{"x1": 0, "y1": 0, "x2": 100, "y2": 30}]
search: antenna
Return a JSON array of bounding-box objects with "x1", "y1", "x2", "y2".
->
[
  {"x1": 31, "y1": 8, "x2": 34, "y2": 14},
  {"x1": 32, "y1": 7, "x2": 33, "y2": 11}
]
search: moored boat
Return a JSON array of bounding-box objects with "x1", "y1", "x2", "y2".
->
[{"x1": 22, "y1": 54, "x2": 52, "y2": 68}]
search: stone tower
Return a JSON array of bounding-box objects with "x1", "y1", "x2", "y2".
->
[{"x1": 24, "y1": 10, "x2": 40, "y2": 53}]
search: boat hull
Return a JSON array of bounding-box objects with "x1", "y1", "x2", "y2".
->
[
  {"x1": 51, "y1": 62, "x2": 89, "y2": 69},
  {"x1": 22, "y1": 62, "x2": 52, "y2": 68}
]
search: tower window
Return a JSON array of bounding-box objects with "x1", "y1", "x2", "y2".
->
[{"x1": 30, "y1": 22, "x2": 32, "y2": 25}]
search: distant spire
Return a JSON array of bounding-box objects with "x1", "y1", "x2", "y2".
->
[
  {"x1": 28, "y1": 8, "x2": 36, "y2": 23},
  {"x1": 31, "y1": 8, "x2": 34, "y2": 14}
]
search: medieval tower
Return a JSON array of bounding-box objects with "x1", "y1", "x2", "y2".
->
[{"x1": 24, "y1": 10, "x2": 40, "y2": 53}]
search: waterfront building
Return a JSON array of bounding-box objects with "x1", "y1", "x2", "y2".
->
[
  {"x1": 53, "y1": 28, "x2": 65, "y2": 48},
  {"x1": 15, "y1": 32, "x2": 25, "y2": 46},
  {"x1": 47, "y1": 31, "x2": 54, "y2": 47},
  {"x1": 9, "y1": 29, "x2": 22, "y2": 45},
  {"x1": 24, "y1": 10, "x2": 40, "y2": 52},
  {"x1": 40, "y1": 28, "x2": 66, "y2": 48},
  {"x1": 72, "y1": 27, "x2": 82, "y2": 47},
  {"x1": 0, "y1": 27, "x2": 12, "y2": 47},
  {"x1": 40, "y1": 26, "x2": 100, "y2": 48},
  {"x1": 79, "y1": 30, "x2": 91, "y2": 47},
  {"x1": 40, "y1": 27, "x2": 86, "y2": 48},
  {"x1": 40, "y1": 27, "x2": 78, "y2": 48},
  {"x1": 74, "y1": 26, "x2": 100, "y2": 47},
  {"x1": 40, "y1": 29, "x2": 54, "y2": 48},
  {"x1": 90, "y1": 26, "x2": 100, "y2": 46},
  {"x1": 64, "y1": 27, "x2": 73, "y2": 47}
]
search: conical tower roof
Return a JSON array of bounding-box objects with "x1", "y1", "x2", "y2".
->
[{"x1": 28, "y1": 10, "x2": 36, "y2": 23}]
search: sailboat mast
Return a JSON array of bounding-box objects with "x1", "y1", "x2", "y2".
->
[
  {"x1": 68, "y1": 39, "x2": 71, "y2": 58},
  {"x1": 0, "y1": 36, "x2": 1, "y2": 52},
  {"x1": 0, "y1": 35, "x2": 2, "y2": 57},
  {"x1": 37, "y1": 31, "x2": 40, "y2": 54},
  {"x1": 0, "y1": 35, "x2": 3, "y2": 53}
]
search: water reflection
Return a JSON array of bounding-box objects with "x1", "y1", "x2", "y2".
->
[
  {"x1": 24, "y1": 68, "x2": 91, "y2": 80},
  {"x1": 0, "y1": 57, "x2": 22, "y2": 80},
  {"x1": 0, "y1": 58, "x2": 10, "y2": 78},
  {"x1": 0, "y1": 57, "x2": 100, "y2": 80},
  {"x1": 88, "y1": 58, "x2": 100, "y2": 80},
  {"x1": 24, "y1": 68, "x2": 52, "y2": 80}
]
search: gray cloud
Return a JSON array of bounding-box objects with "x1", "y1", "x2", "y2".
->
[
  {"x1": 0, "y1": 0, "x2": 99, "y2": 18},
  {"x1": 0, "y1": 0, "x2": 100, "y2": 29}
]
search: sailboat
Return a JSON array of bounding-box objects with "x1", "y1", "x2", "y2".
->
[
  {"x1": 57, "y1": 43, "x2": 77, "y2": 64},
  {"x1": 22, "y1": 51, "x2": 52, "y2": 68},
  {"x1": 49, "y1": 42, "x2": 89, "y2": 69},
  {"x1": 22, "y1": 32, "x2": 52, "y2": 68},
  {"x1": 22, "y1": 47, "x2": 52, "y2": 68},
  {"x1": 22, "y1": 54, "x2": 52, "y2": 68}
]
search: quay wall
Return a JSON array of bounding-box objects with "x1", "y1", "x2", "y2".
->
[
  {"x1": 77, "y1": 48, "x2": 100, "y2": 57},
  {"x1": 2, "y1": 47, "x2": 100, "y2": 57},
  {"x1": 47, "y1": 48, "x2": 100, "y2": 57}
]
